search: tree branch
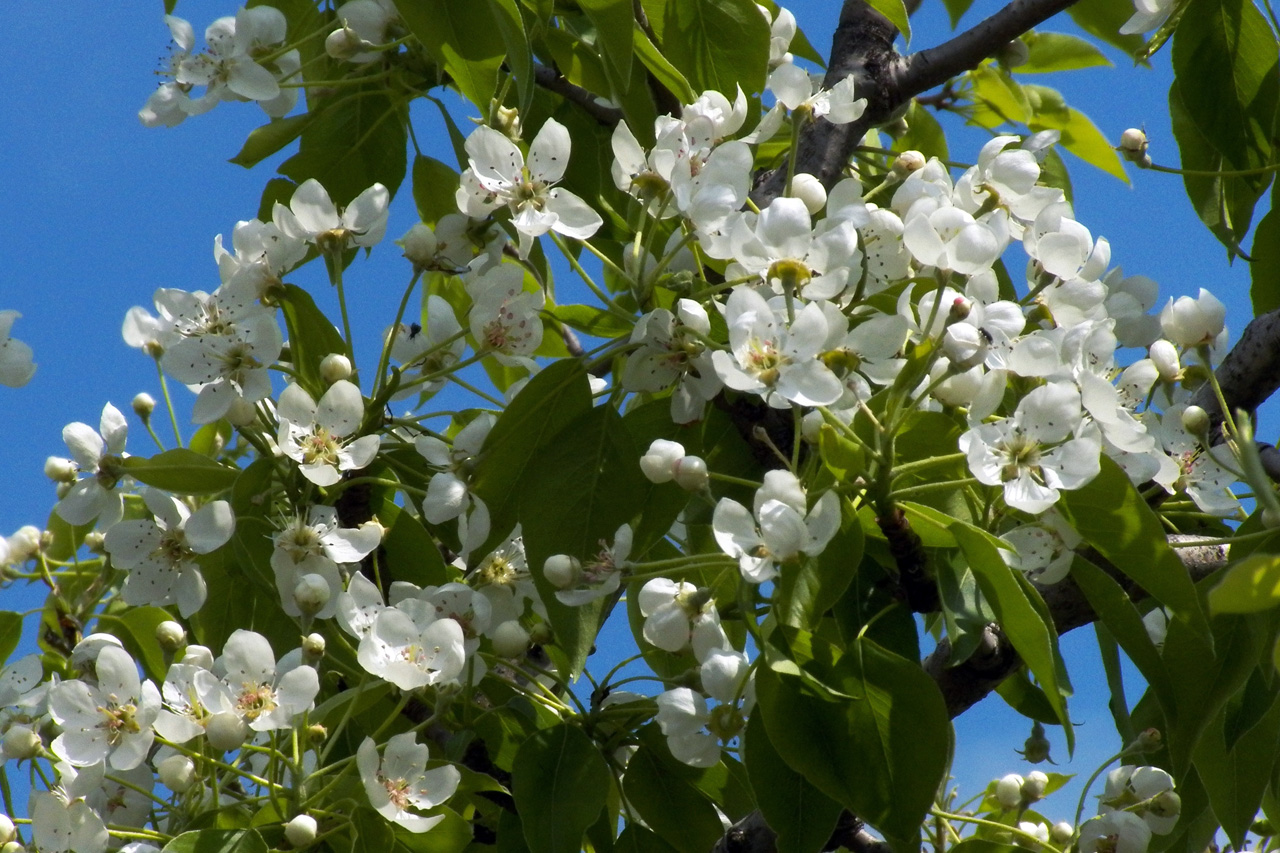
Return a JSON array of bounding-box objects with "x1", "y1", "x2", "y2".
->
[{"x1": 532, "y1": 62, "x2": 624, "y2": 125}]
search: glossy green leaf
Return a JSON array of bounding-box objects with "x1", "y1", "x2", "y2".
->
[
  {"x1": 383, "y1": 507, "x2": 449, "y2": 588},
  {"x1": 1209, "y1": 553, "x2": 1280, "y2": 614},
  {"x1": 1067, "y1": 0, "x2": 1148, "y2": 55},
  {"x1": 661, "y1": 0, "x2": 769, "y2": 99},
  {"x1": 775, "y1": 517, "x2": 862, "y2": 630},
  {"x1": 1194, "y1": 676, "x2": 1280, "y2": 849},
  {"x1": 744, "y1": 713, "x2": 843, "y2": 853},
  {"x1": 411, "y1": 155, "x2": 461, "y2": 229},
  {"x1": 1250, "y1": 200, "x2": 1280, "y2": 314},
  {"x1": 279, "y1": 284, "x2": 349, "y2": 398},
  {"x1": 755, "y1": 629, "x2": 947, "y2": 848},
  {"x1": 893, "y1": 101, "x2": 948, "y2": 163},
  {"x1": 942, "y1": 0, "x2": 977, "y2": 27},
  {"x1": 229, "y1": 113, "x2": 314, "y2": 168},
  {"x1": 96, "y1": 606, "x2": 173, "y2": 683},
  {"x1": 818, "y1": 423, "x2": 865, "y2": 482},
  {"x1": 161, "y1": 829, "x2": 268, "y2": 853},
  {"x1": 1060, "y1": 457, "x2": 1211, "y2": 644},
  {"x1": 995, "y1": 669, "x2": 1060, "y2": 725},
  {"x1": 471, "y1": 360, "x2": 593, "y2": 546},
  {"x1": 1027, "y1": 98, "x2": 1126, "y2": 182},
  {"x1": 188, "y1": 421, "x2": 232, "y2": 458},
  {"x1": 632, "y1": 27, "x2": 696, "y2": 104},
  {"x1": 950, "y1": 523, "x2": 1073, "y2": 749},
  {"x1": 395, "y1": 0, "x2": 505, "y2": 110},
  {"x1": 549, "y1": 303, "x2": 634, "y2": 339},
  {"x1": 511, "y1": 723, "x2": 611, "y2": 853},
  {"x1": 616, "y1": 825, "x2": 680, "y2": 853},
  {"x1": 488, "y1": 0, "x2": 535, "y2": 114},
  {"x1": 968, "y1": 65, "x2": 1031, "y2": 127},
  {"x1": 350, "y1": 807, "x2": 394, "y2": 853},
  {"x1": 122, "y1": 450, "x2": 239, "y2": 495},
  {"x1": 191, "y1": 515, "x2": 293, "y2": 654},
  {"x1": 519, "y1": 404, "x2": 646, "y2": 674},
  {"x1": 623, "y1": 733, "x2": 725, "y2": 853},
  {"x1": 278, "y1": 87, "x2": 407, "y2": 205},
  {"x1": 581, "y1": 0, "x2": 635, "y2": 90},
  {"x1": 392, "y1": 806, "x2": 472, "y2": 852},
  {"x1": 1019, "y1": 31, "x2": 1111, "y2": 73},
  {"x1": 0, "y1": 611, "x2": 21, "y2": 665}
]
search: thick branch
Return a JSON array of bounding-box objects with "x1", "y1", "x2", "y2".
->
[{"x1": 532, "y1": 63, "x2": 624, "y2": 125}]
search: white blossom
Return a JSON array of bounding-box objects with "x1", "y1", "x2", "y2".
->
[
  {"x1": 358, "y1": 733, "x2": 460, "y2": 832},
  {"x1": 0, "y1": 310, "x2": 36, "y2": 387},
  {"x1": 278, "y1": 379, "x2": 380, "y2": 486}
]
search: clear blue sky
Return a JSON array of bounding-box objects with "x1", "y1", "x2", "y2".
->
[{"x1": 0, "y1": 0, "x2": 1262, "y2": 827}]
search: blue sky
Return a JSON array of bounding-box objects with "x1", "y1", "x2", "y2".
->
[{"x1": 0, "y1": 0, "x2": 1263, "y2": 828}]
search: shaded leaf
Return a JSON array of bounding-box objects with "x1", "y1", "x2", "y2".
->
[
  {"x1": 744, "y1": 713, "x2": 843, "y2": 853},
  {"x1": 122, "y1": 450, "x2": 239, "y2": 496},
  {"x1": 512, "y1": 724, "x2": 611, "y2": 853}
]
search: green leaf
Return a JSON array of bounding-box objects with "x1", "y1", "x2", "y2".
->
[
  {"x1": 383, "y1": 508, "x2": 449, "y2": 588},
  {"x1": 949, "y1": 523, "x2": 1074, "y2": 749},
  {"x1": 615, "y1": 825, "x2": 680, "y2": 853},
  {"x1": 1210, "y1": 553, "x2": 1280, "y2": 614},
  {"x1": 1060, "y1": 457, "x2": 1212, "y2": 644},
  {"x1": 488, "y1": 0, "x2": 535, "y2": 114},
  {"x1": 775, "y1": 517, "x2": 862, "y2": 630},
  {"x1": 395, "y1": 0, "x2": 505, "y2": 110},
  {"x1": 893, "y1": 101, "x2": 949, "y2": 163},
  {"x1": 350, "y1": 807, "x2": 394, "y2": 853},
  {"x1": 161, "y1": 829, "x2": 268, "y2": 853},
  {"x1": 229, "y1": 113, "x2": 314, "y2": 168},
  {"x1": 755, "y1": 630, "x2": 948, "y2": 848},
  {"x1": 411, "y1": 155, "x2": 461, "y2": 229},
  {"x1": 622, "y1": 732, "x2": 725, "y2": 853},
  {"x1": 122, "y1": 450, "x2": 239, "y2": 495},
  {"x1": 661, "y1": 0, "x2": 770, "y2": 99},
  {"x1": 1193, "y1": 676, "x2": 1280, "y2": 848},
  {"x1": 392, "y1": 807, "x2": 472, "y2": 852},
  {"x1": 632, "y1": 27, "x2": 696, "y2": 104},
  {"x1": 278, "y1": 86, "x2": 407, "y2": 205},
  {"x1": 995, "y1": 669, "x2": 1061, "y2": 725},
  {"x1": 278, "y1": 283, "x2": 349, "y2": 398},
  {"x1": 511, "y1": 723, "x2": 611, "y2": 853},
  {"x1": 549, "y1": 303, "x2": 634, "y2": 339},
  {"x1": 1172, "y1": 0, "x2": 1278, "y2": 174},
  {"x1": 1026, "y1": 98, "x2": 1127, "y2": 182},
  {"x1": 1067, "y1": 0, "x2": 1148, "y2": 56},
  {"x1": 942, "y1": 0, "x2": 977, "y2": 28},
  {"x1": 744, "y1": 713, "x2": 843, "y2": 853},
  {"x1": 1250, "y1": 196, "x2": 1280, "y2": 314},
  {"x1": 865, "y1": 0, "x2": 909, "y2": 44},
  {"x1": 581, "y1": 0, "x2": 636, "y2": 90},
  {"x1": 188, "y1": 421, "x2": 232, "y2": 458},
  {"x1": 0, "y1": 611, "x2": 21, "y2": 665},
  {"x1": 519, "y1": 404, "x2": 647, "y2": 675},
  {"x1": 967, "y1": 65, "x2": 1031, "y2": 127},
  {"x1": 1018, "y1": 31, "x2": 1112, "y2": 73},
  {"x1": 96, "y1": 606, "x2": 173, "y2": 683},
  {"x1": 471, "y1": 359, "x2": 593, "y2": 547}
]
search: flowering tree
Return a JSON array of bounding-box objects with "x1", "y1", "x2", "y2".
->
[{"x1": 5, "y1": 0, "x2": 1280, "y2": 852}]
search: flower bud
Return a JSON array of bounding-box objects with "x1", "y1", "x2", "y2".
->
[
  {"x1": 493, "y1": 104, "x2": 521, "y2": 141},
  {"x1": 132, "y1": 392, "x2": 157, "y2": 421},
  {"x1": 294, "y1": 574, "x2": 332, "y2": 616},
  {"x1": 1149, "y1": 340, "x2": 1180, "y2": 382},
  {"x1": 543, "y1": 554, "x2": 581, "y2": 589},
  {"x1": 1018, "y1": 721, "x2": 1054, "y2": 764},
  {"x1": 398, "y1": 222, "x2": 439, "y2": 268},
  {"x1": 1152, "y1": 789, "x2": 1181, "y2": 818},
  {"x1": 224, "y1": 396, "x2": 258, "y2": 427},
  {"x1": 1180, "y1": 405, "x2": 1210, "y2": 441},
  {"x1": 529, "y1": 622, "x2": 554, "y2": 646},
  {"x1": 0, "y1": 815, "x2": 13, "y2": 845},
  {"x1": 302, "y1": 633, "x2": 326, "y2": 664},
  {"x1": 1132, "y1": 727, "x2": 1162, "y2": 751},
  {"x1": 998, "y1": 38, "x2": 1029, "y2": 68},
  {"x1": 284, "y1": 814, "x2": 319, "y2": 848},
  {"x1": 491, "y1": 620, "x2": 531, "y2": 658},
  {"x1": 2, "y1": 725, "x2": 41, "y2": 760},
  {"x1": 891, "y1": 150, "x2": 926, "y2": 177},
  {"x1": 182, "y1": 644, "x2": 215, "y2": 669},
  {"x1": 1021, "y1": 770, "x2": 1048, "y2": 803},
  {"x1": 673, "y1": 456, "x2": 709, "y2": 492},
  {"x1": 1, "y1": 841, "x2": 24, "y2": 853},
  {"x1": 1119, "y1": 128, "x2": 1150, "y2": 166},
  {"x1": 6, "y1": 526, "x2": 42, "y2": 563},
  {"x1": 44, "y1": 456, "x2": 77, "y2": 484},
  {"x1": 789, "y1": 173, "x2": 827, "y2": 214},
  {"x1": 640, "y1": 439, "x2": 685, "y2": 484},
  {"x1": 995, "y1": 773, "x2": 1024, "y2": 810},
  {"x1": 83, "y1": 531, "x2": 106, "y2": 555},
  {"x1": 156, "y1": 620, "x2": 187, "y2": 652},
  {"x1": 206, "y1": 711, "x2": 248, "y2": 752},
  {"x1": 307, "y1": 723, "x2": 328, "y2": 746},
  {"x1": 324, "y1": 24, "x2": 364, "y2": 61},
  {"x1": 55, "y1": 482, "x2": 72, "y2": 499},
  {"x1": 319, "y1": 353, "x2": 352, "y2": 383},
  {"x1": 158, "y1": 754, "x2": 197, "y2": 793},
  {"x1": 1050, "y1": 822, "x2": 1074, "y2": 845}
]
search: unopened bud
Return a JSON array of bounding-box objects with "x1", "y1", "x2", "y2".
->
[
  {"x1": 44, "y1": 456, "x2": 77, "y2": 484},
  {"x1": 892, "y1": 150, "x2": 926, "y2": 177},
  {"x1": 324, "y1": 23, "x2": 365, "y2": 60},
  {"x1": 529, "y1": 622, "x2": 554, "y2": 646},
  {"x1": 285, "y1": 814, "x2": 319, "y2": 848},
  {"x1": 158, "y1": 754, "x2": 197, "y2": 793},
  {"x1": 1132, "y1": 727, "x2": 1162, "y2": 751},
  {"x1": 132, "y1": 392, "x2": 157, "y2": 420},
  {"x1": 2, "y1": 725, "x2": 41, "y2": 760},
  {"x1": 949, "y1": 296, "x2": 972, "y2": 322},
  {"x1": 182, "y1": 644, "x2": 215, "y2": 669},
  {"x1": 491, "y1": 620, "x2": 531, "y2": 658},
  {"x1": 995, "y1": 773, "x2": 1024, "y2": 810},
  {"x1": 789, "y1": 173, "x2": 827, "y2": 214},
  {"x1": 224, "y1": 396, "x2": 257, "y2": 427},
  {"x1": 673, "y1": 456, "x2": 709, "y2": 491},
  {"x1": 1119, "y1": 128, "x2": 1151, "y2": 167},
  {"x1": 543, "y1": 554, "x2": 581, "y2": 589},
  {"x1": 206, "y1": 711, "x2": 248, "y2": 751},
  {"x1": 1151, "y1": 789, "x2": 1181, "y2": 818},
  {"x1": 6, "y1": 526, "x2": 42, "y2": 563},
  {"x1": 640, "y1": 439, "x2": 685, "y2": 484},
  {"x1": 156, "y1": 620, "x2": 187, "y2": 652},
  {"x1": 294, "y1": 574, "x2": 332, "y2": 616},
  {"x1": 1180, "y1": 405, "x2": 1210, "y2": 441},
  {"x1": 1050, "y1": 822, "x2": 1074, "y2": 845},
  {"x1": 1021, "y1": 770, "x2": 1048, "y2": 803},
  {"x1": 302, "y1": 633, "x2": 326, "y2": 664},
  {"x1": 0, "y1": 815, "x2": 13, "y2": 846},
  {"x1": 0, "y1": 841, "x2": 23, "y2": 853},
  {"x1": 319, "y1": 353, "x2": 353, "y2": 383},
  {"x1": 493, "y1": 103, "x2": 521, "y2": 141},
  {"x1": 398, "y1": 222, "x2": 439, "y2": 267},
  {"x1": 307, "y1": 723, "x2": 328, "y2": 745},
  {"x1": 83, "y1": 531, "x2": 106, "y2": 555},
  {"x1": 1149, "y1": 340, "x2": 1180, "y2": 382}
]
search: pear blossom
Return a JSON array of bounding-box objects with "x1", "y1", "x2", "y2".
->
[
  {"x1": 1120, "y1": 0, "x2": 1175, "y2": 34},
  {"x1": 999, "y1": 509, "x2": 1081, "y2": 584},
  {"x1": 624, "y1": 300, "x2": 722, "y2": 423},
  {"x1": 466, "y1": 263, "x2": 545, "y2": 365},
  {"x1": 49, "y1": 645, "x2": 161, "y2": 770},
  {"x1": 138, "y1": 16, "x2": 199, "y2": 127},
  {"x1": 726, "y1": 197, "x2": 860, "y2": 301},
  {"x1": 357, "y1": 603, "x2": 468, "y2": 689},
  {"x1": 161, "y1": 307, "x2": 283, "y2": 423},
  {"x1": 713, "y1": 470, "x2": 841, "y2": 582},
  {"x1": 103, "y1": 489, "x2": 235, "y2": 616},
  {"x1": 153, "y1": 659, "x2": 237, "y2": 743},
  {"x1": 1159, "y1": 288, "x2": 1226, "y2": 349},
  {"x1": 0, "y1": 654, "x2": 47, "y2": 711},
  {"x1": 272, "y1": 506, "x2": 383, "y2": 620},
  {"x1": 767, "y1": 63, "x2": 866, "y2": 124},
  {"x1": 56, "y1": 403, "x2": 129, "y2": 528},
  {"x1": 216, "y1": 630, "x2": 320, "y2": 731},
  {"x1": 1150, "y1": 407, "x2": 1240, "y2": 516},
  {"x1": 654, "y1": 688, "x2": 721, "y2": 767},
  {"x1": 59, "y1": 759, "x2": 155, "y2": 830},
  {"x1": 1077, "y1": 811, "x2": 1152, "y2": 853},
  {"x1": 1101, "y1": 766, "x2": 1180, "y2": 834},
  {"x1": 954, "y1": 135, "x2": 1064, "y2": 227},
  {"x1": 902, "y1": 202, "x2": 1009, "y2": 275},
  {"x1": 274, "y1": 180, "x2": 390, "y2": 251},
  {"x1": 328, "y1": 0, "x2": 399, "y2": 63},
  {"x1": 1023, "y1": 202, "x2": 1110, "y2": 282},
  {"x1": 457, "y1": 119, "x2": 602, "y2": 258},
  {"x1": 468, "y1": 530, "x2": 539, "y2": 625},
  {"x1": 415, "y1": 414, "x2": 495, "y2": 552},
  {"x1": 214, "y1": 217, "x2": 307, "y2": 301},
  {"x1": 555, "y1": 525, "x2": 633, "y2": 606},
  {"x1": 169, "y1": 7, "x2": 296, "y2": 117},
  {"x1": 638, "y1": 578, "x2": 722, "y2": 654},
  {"x1": 277, "y1": 380, "x2": 381, "y2": 486},
  {"x1": 0, "y1": 310, "x2": 36, "y2": 387},
  {"x1": 30, "y1": 791, "x2": 110, "y2": 853},
  {"x1": 358, "y1": 733, "x2": 460, "y2": 832},
  {"x1": 388, "y1": 298, "x2": 467, "y2": 399}
]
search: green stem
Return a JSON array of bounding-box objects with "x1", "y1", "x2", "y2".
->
[
  {"x1": 374, "y1": 269, "x2": 423, "y2": 399},
  {"x1": 156, "y1": 358, "x2": 184, "y2": 448}
]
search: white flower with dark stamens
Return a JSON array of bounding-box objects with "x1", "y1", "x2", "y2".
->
[
  {"x1": 30, "y1": 791, "x2": 109, "y2": 853},
  {"x1": 767, "y1": 63, "x2": 866, "y2": 124},
  {"x1": 624, "y1": 301, "x2": 722, "y2": 424},
  {"x1": 274, "y1": 180, "x2": 390, "y2": 251},
  {"x1": 214, "y1": 218, "x2": 307, "y2": 302},
  {"x1": 104, "y1": 489, "x2": 234, "y2": 617},
  {"x1": 162, "y1": 308, "x2": 283, "y2": 424},
  {"x1": 154, "y1": 660, "x2": 237, "y2": 743},
  {"x1": 555, "y1": 525, "x2": 633, "y2": 606},
  {"x1": 468, "y1": 530, "x2": 538, "y2": 625},
  {"x1": 272, "y1": 507, "x2": 382, "y2": 620},
  {"x1": 726, "y1": 197, "x2": 860, "y2": 301},
  {"x1": 358, "y1": 733, "x2": 460, "y2": 832},
  {"x1": 278, "y1": 380, "x2": 380, "y2": 486},
  {"x1": 416, "y1": 414, "x2": 495, "y2": 553},
  {"x1": 56, "y1": 403, "x2": 129, "y2": 528},
  {"x1": 638, "y1": 578, "x2": 722, "y2": 654},
  {"x1": 49, "y1": 646, "x2": 160, "y2": 770},
  {"x1": 358, "y1": 604, "x2": 467, "y2": 689},
  {"x1": 216, "y1": 630, "x2": 320, "y2": 732},
  {"x1": 466, "y1": 263, "x2": 545, "y2": 366},
  {"x1": 389, "y1": 295, "x2": 466, "y2": 398},
  {"x1": 175, "y1": 7, "x2": 290, "y2": 112},
  {"x1": 713, "y1": 471, "x2": 841, "y2": 583},
  {"x1": 999, "y1": 509, "x2": 1081, "y2": 584},
  {"x1": 457, "y1": 119, "x2": 602, "y2": 258}
]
